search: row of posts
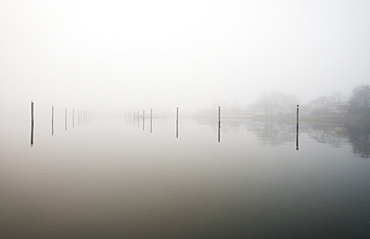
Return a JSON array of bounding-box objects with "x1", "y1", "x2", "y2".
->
[
  {"x1": 124, "y1": 105, "x2": 298, "y2": 148},
  {"x1": 30, "y1": 101, "x2": 92, "y2": 147},
  {"x1": 125, "y1": 107, "x2": 222, "y2": 142},
  {"x1": 126, "y1": 108, "x2": 153, "y2": 133},
  {"x1": 31, "y1": 102, "x2": 299, "y2": 148}
]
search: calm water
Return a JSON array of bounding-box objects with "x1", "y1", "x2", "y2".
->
[{"x1": 1, "y1": 114, "x2": 369, "y2": 238}]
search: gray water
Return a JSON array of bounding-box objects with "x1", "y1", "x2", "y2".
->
[{"x1": 1, "y1": 115, "x2": 369, "y2": 238}]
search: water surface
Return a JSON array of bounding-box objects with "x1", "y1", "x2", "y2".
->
[{"x1": 1, "y1": 116, "x2": 369, "y2": 238}]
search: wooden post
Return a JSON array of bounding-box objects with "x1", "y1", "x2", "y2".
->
[
  {"x1": 218, "y1": 106, "x2": 221, "y2": 142},
  {"x1": 31, "y1": 101, "x2": 34, "y2": 126},
  {"x1": 30, "y1": 101, "x2": 34, "y2": 146},
  {"x1": 176, "y1": 107, "x2": 179, "y2": 138},
  {"x1": 296, "y1": 105, "x2": 299, "y2": 150},
  {"x1": 150, "y1": 108, "x2": 153, "y2": 133},
  {"x1": 51, "y1": 105, "x2": 54, "y2": 136},
  {"x1": 73, "y1": 109, "x2": 75, "y2": 128}
]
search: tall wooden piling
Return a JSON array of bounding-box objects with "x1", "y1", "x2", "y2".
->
[
  {"x1": 31, "y1": 101, "x2": 34, "y2": 127},
  {"x1": 296, "y1": 105, "x2": 299, "y2": 150},
  {"x1": 51, "y1": 105, "x2": 54, "y2": 136},
  {"x1": 150, "y1": 108, "x2": 153, "y2": 133},
  {"x1": 30, "y1": 101, "x2": 34, "y2": 146},
  {"x1": 176, "y1": 107, "x2": 179, "y2": 138},
  {"x1": 73, "y1": 109, "x2": 75, "y2": 128},
  {"x1": 218, "y1": 106, "x2": 221, "y2": 142}
]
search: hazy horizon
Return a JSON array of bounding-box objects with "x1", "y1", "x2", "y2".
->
[{"x1": 1, "y1": 0, "x2": 370, "y2": 114}]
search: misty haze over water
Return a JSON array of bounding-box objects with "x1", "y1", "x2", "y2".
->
[{"x1": 1, "y1": 0, "x2": 370, "y2": 238}]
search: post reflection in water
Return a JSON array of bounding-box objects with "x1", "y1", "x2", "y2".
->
[
  {"x1": 30, "y1": 121, "x2": 34, "y2": 147},
  {"x1": 296, "y1": 125, "x2": 299, "y2": 150}
]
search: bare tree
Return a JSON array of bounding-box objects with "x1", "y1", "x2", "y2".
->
[
  {"x1": 348, "y1": 84, "x2": 370, "y2": 115},
  {"x1": 309, "y1": 96, "x2": 334, "y2": 115},
  {"x1": 256, "y1": 91, "x2": 298, "y2": 115},
  {"x1": 330, "y1": 91, "x2": 346, "y2": 103}
]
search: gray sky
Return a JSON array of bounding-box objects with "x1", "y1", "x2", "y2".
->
[{"x1": 1, "y1": 0, "x2": 370, "y2": 113}]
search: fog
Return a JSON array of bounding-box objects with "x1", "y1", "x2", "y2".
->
[{"x1": 1, "y1": 0, "x2": 370, "y2": 115}]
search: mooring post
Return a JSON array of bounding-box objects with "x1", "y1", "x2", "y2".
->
[
  {"x1": 30, "y1": 101, "x2": 34, "y2": 146},
  {"x1": 296, "y1": 104, "x2": 299, "y2": 150},
  {"x1": 51, "y1": 105, "x2": 54, "y2": 136},
  {"x1": 73, "y1": 109, "x2": 75, "y2": 128},
  {"x1": 176, "y1": 107, "x2": 179, "y2": 138},
  {"x1": 218, "y1": 106, "x2": 221, "y2": 142},
  {"x1": 150, "y1": 108, "x2": 153, "y2": 133},
  {"x1": 31, "y1": 101, "x2": 34, "y2": 127}
]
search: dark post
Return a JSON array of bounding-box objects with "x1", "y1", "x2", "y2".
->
[
  {"x1": 218, "y1": 106, "x2": 221, "y2": 142},
  {"x1": 176, "y1": 107, "x2": 179, "y2": 138},
  {"x1": 31, "y1": 101, "x2": 34, "y2": 126},
  {"x1": 150, "y1": 108, "x2": 153, "y2": 133},
  {"x1": 51, "y1": 105, "x2": 54, "y2": 136},
  {"x1": 296, "y1": 105, "x2": 299, "y2": 150},
  {"x1": 30, "y1": 101, "x2": 34, "y2": 146},
  {"x1": 73, "y1": 109, "x2": 75, "y2": 128}
]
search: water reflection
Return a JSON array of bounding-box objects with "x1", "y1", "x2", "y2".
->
[
  {"x1": 30, "y1": 121, "x2": 34, "y2": 147},
  {"x1": 305, "y1": 124, "x2": 369, "y2": 157},
  {"x1": 341, "y1": 125, "x2": 369, "y2": 158},
  {"x1": 247, "y1": 121, "x2": 297, "y2": 147},
  {"x1": 308, "y1": 124, "x2": 348, "y2": 147},
  {"x1": 194, "y1": 117, "x2": 370, "y2": 158},
  {"x1": 296, "y1": 122, "x2": 299, "y2": 150},
  {"x1": 253, "y1": 122, "x2": 370, "y2": 158},
  {"x1": 13, "y1": 115, "x2": 370, "y2": 238}
]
